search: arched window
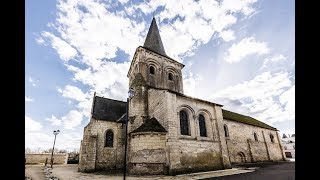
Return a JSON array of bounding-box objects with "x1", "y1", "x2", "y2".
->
[
  {"x1": 149, "y1": 66, "x2": 155, "y2": 75},
  {"x1": 198, "y1": 114, "x2": 207, "y2": 137},
  {"x1": 270, "y1": 134, "x2": 275, "y2": 143},
  {"x1": 224, "y1": 124, "x2": 229, "y2": 138},
  {"x1": 105, "y1": 130, "x2": 114, "y2": 147},
  {"x1": 180, "y1": 110, "x2": 189, "y2": 135},
  {"x1": 254, "y1": 132, "x2": 258, "y2": 141},
  {"x1": 168, "y1": 73, "x2": 173, "y2": 81}
]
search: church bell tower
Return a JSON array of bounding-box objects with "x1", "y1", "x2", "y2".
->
[{"x1": 127, "y1": 17, "x2": 185, "y2": 94}]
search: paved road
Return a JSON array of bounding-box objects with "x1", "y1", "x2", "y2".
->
[
  {"x1": 50, "y1": 164, "x2": 252, "y2": 180},
  {"x1": 204, "y1": 162, "x2": 295, "y2": 180}
]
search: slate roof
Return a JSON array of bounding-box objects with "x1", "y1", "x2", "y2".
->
[
  {"x1": 143, "y1": 17, "x2": 167, "y2": 57},
  {"x1": 130, "y1": 117, "x2": 167, "y2": 133},
  {"x1": 92, "y1": 96, "x2": 127, "y2": 123},
  {"x1": 222, "y1": 109, "x2": 277, "y2": 130}
]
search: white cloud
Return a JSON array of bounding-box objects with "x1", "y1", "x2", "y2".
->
[
  {"x1": 58, "y1": 85, "x2": 89, "y2": 102},
  {"x1": 54, "y1": 132, "x2": 83, "y2": 151},
  {"x1": 48, "y1": 0, "x2": 146, "y2": 65},
  {"x1": 222, "y1": 0, "x2": 257, "y2": 16},
  {"x1": 225, "y1": 37, "x2": 270, "y2": 63},
  {"x1": 35, "y1": 37, "x2": 45, "y2": 44},
  {"x1": 46, "y1": 115, "x2": 62, "y2": 126},
  {"x1": 279, "y1": 85, "x2": 295, "y2": 119},
  {"x1": 62, "y1": 110, "x2": 84, "y2": 130},
  {"x1": 25, "y1": 116, "x2": 43, "y2": 132},
  {"x1": 66, "y1": 62, "x2": 130, "y2": 99},
  {"x1": 47, "y1": 110, "x2": 83, "y2": 130},
  {"x1": 28, "y1": 77, "x2": 38, "y2": 87},
  {"x1": 41, "y1": 31, "x2": 78, "y2": 61},
  {"x1": 118, "y1": 0, "x2": 129, "y2": 4},
  {"x1": 37, "y1": 0, "x2": 260, "y2": 109},
  {"x1": 25, "y1": 132, "x2": 53, "y2": 151},
  {"x1": 211, "y1": 71, "x2": 294, "y2": 126},
  {"x1": 265, "y1": 54, "x2": 286, "y2": 63},
  {"x1": 26, "y1": 131, "x2": 82, "y2": 152},
  {"x1": 261, "y1": 54, "x2": 287, "y2": 69},
  {"x1": 219, "y1": 29, "x2": 236, "y2": 42},
  {"x1": 183, "y1": 72, "x2": 203, "y2": 97},
  {"x1": 42, "y1": 0, "x2": 258, "y2": 64},
  {"x1": 25, "y1": 96, "x2": 34, "y2": 102}
]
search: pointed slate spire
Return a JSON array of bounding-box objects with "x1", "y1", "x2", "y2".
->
[{"x1": 143, "y1": 17, "x2": 167, "y2": 56}]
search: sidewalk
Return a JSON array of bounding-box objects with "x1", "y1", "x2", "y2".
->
[{"x1": 50, "y1": 165, "x2": 254, "y2": 180}]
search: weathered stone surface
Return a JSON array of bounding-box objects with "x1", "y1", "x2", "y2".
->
[
  {"x1": 78, "y1": 120, "x2": 125, "y2": 172},
  {"x1": 25, "y1": 153, "x2": 68, "y2": 165},
  {"x1": 78, "y1": 18, "x2": 284, "y2": 176},
  {"x1": 224, "y1": 119, "x2": 284, "y2": 164}
]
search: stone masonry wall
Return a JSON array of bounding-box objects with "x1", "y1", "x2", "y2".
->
[
  {"x1": 78, "y1": 122, "x2": 96, "y2": 172},
  {"x1": 78, "y1": 119, "x2": 125, "y2": 172},
  {"x1": 25, "y1": 153, "x2": 68, "y2": 165},
  {"x1": 129, "y1": 133, "x2": 167, "y2": 175},
  {"x1": 94, "y1": 120, "x2": 125, "y2": 170},
  {"x1": 148, "y1": 89, "x2": 168, "y2": 130},
  {"x1": 160, "y1": 91, "x2": 231, "y2": 175},
  {"x1": 128, "y1": 47, "x2": 184, "y2": 94},
  {"x1": 224, "y1": 119, "x2": 284, "y2": 164}
]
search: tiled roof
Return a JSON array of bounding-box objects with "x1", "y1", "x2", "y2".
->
[{"x1": 222, "y1": 109, "x2": 277, "y2": 130}]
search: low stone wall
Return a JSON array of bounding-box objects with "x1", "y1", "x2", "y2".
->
[
  {"x1": 129, "y1": 133, "x2": 167, "y2": 175},
  {"x1": 25, "y1": 153, "x2": 68, "y2": 165}
]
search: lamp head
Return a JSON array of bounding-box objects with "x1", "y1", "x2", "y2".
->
[
  {"x1": 53, "y1": 130, "x2": 60, "y2": 135},
  {"x1": 128, "y1": 88, "x2": 135, "y2": 99}
]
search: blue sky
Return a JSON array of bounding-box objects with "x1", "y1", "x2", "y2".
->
[{"x1": 26, "y1": 0, "x2": 295, "y2": 151}]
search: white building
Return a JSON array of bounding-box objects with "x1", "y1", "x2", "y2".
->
[{"x1": 281, "y1": 134, "x2": 295, "y2": 159}]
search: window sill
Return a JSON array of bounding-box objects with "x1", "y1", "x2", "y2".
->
[
  {"x1": 104, "y1": 147, "x2": 115, "y2": 149},
  {"x1": 196, "y1": 136, "x2": 213, "y2": 141},
  {"x1": 179, "y1": 135, "x2": 195, "y2": 140}
]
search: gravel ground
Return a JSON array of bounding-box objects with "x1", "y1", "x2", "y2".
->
[
  {"x1": 25, "y1": 165, "x2": 46, "y2": 180},
  {"x1": 25, "y1": 165, "x2": 60, "y2": 180}
]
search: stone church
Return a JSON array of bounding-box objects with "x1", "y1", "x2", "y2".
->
[{"x1": 78, "y1": 18, "x2": 285, "y2": 175}]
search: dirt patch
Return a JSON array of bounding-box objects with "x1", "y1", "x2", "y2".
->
[{"x1": 25, "y1": 165, "x2": 46, "y2": 180}]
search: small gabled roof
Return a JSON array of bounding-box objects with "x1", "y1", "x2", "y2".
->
[
  {"x1": 222, "y1": 109, "x2": 277, "y2": 131},
  {"x1": 130, "y1": 117, "x2": 167, "y2": 133}
]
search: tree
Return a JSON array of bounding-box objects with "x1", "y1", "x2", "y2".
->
[
  {"x1": 58, "y1": 149, "x2": 67, "y2": 153},
  {"x1": 25, "y1": 148, "x2": 32, "y2": 154},
  {"x1": 282, "y1": 134, "x2": 288, "y2": 138}
]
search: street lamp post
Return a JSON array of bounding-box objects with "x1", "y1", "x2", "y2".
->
[
  {"x1": 50, "y1": 130, "x2": 60, "y2": 168},
  {"x1": 123, "y1": 88, "x2": 135, "y2": 180}
]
